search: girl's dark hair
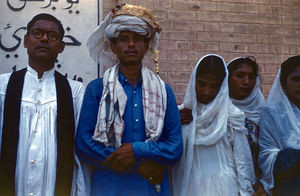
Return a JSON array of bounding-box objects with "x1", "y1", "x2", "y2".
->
[
  {"x1": 196, "y1": 55, "x2": 226, "y2": 82},
  {"x1": 227, "y1": 56, "x2": 259, "y2": 78},
  {"x1": 280, "y1": 55, "x2": 300, "y2": 88},
  {"x1": 27, "y1": 13, "x2": 65, "y2": 40}
]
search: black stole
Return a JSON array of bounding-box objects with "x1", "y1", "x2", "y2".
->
[{"x1": 0, "y1": 68, "x2": 75, "y2": 195}]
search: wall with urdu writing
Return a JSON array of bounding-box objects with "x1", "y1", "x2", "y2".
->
[
  {"x1": 0, "y1": 0, "x2": 101, "y2": 86},
  {"x1": 2, "y1": 0, "x2": 300, "y2": 103},
  {"x1": 105, "y1": 0, "x2": 300, "y2": 103}
]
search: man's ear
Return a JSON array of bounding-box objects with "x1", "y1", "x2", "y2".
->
[
  {"x1": 110, "y1": 42, "x2": 117, "y2": 54},
  {"x1": 24, "y1": 34, "x2": 29, "y2": 49},
  {"x1": 58, "y1": 41, "x2": 65, "y2": 53}
]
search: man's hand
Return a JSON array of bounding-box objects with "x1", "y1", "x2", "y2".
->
[
  {"x1": 137, "y1": 160, "x2": 166, "y2": 186},
  {"x1": 180, "y1": 108, "x2": 193, "y2": 125},
  {"x1": 102, "y1": 143, "x2": 135, "y2": 172}
]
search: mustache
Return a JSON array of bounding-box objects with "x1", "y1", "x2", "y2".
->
[
  {"x1": 124, "y1": 50, "x2": 138, "y2": 54},
  {"x1": 36, "y1": 44, "x2": 50, "y2": 49}
]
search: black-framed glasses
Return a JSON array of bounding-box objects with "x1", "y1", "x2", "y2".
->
[{"x1": 30, "y1": 29, "x2": 60, "y2": 42}]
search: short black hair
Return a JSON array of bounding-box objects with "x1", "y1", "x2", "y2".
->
[
  {"x1": 280, "y1": 55, "x2": 300, "y2": 88},
  {"x1": 196, "y1": 55, "x2": 226, "y2": 82},
  {"x1": 227, "y1": 56, "x2": 259, "y2": 79},
  {"x1": 26, "y1": 13, "x2": 65, "y2": 40}
]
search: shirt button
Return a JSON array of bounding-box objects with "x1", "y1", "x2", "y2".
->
[
  {"x1": 37, "y1": 88, "x2": 42, "y2": 92},
  {"x1": 30, "y1": 160, "x2": 36, "y2": 164},
  {"x1": 136, "y1": 119, "x2": 139, "y2": 122},
  {"x1": 134, "y1": 104, "x2": 137, "y2": 107},
  {"x1": 34, "y1": 130, "x2": 38, "y2": 134},
  {"x1": 39, "y1": 79, "x2": 43, "y2": 83},
  {"x1": 37, "y1": 100, "x2": 41, "y2": 105},
  {"x1": 133, "y1": 91, "x2": 136, "y2": 94}
]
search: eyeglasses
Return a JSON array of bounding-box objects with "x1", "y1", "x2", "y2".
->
[{"x1": 30, "y1": 29, "x2": 60, "y2": 42}]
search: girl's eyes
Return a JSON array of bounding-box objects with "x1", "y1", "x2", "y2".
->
[
  {"x1": 290, "y1": 76, "x2": 300, "y2": 82},
  {"x1": 235, "y1": 73, "x2": 244, "y2": 78},
  {"x1": 197, "y1": 81, "x2": 206, "y2": 87},
  {"x1": 197, "y1": 81, "x2": 220, "y2": 89},
  {"x1": 234, "y1": 72, "x2": 256, "y2": 80},
  {"x1": 211, "y1": 84, "x2": 220, "y2": 89}
]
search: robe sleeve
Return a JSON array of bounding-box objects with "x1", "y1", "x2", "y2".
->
[
  {"x1": 73, "y1": 83, "x2": 85, "y2": 129},
  {"x1": 258, "y1": 106, "x2": 281, "y2": 193},
  {"x1": 0, "y1": 95, "x2": 3, "y2": 156},
  {"x1": 71, "y1": 82, "x2": 93, "y2": 196},
  {"x1": 0, "y1": 93, "x2": 3, "y2": 156},
  {"x1": 233, "y1": 129, "x2": 255, "y2": 196},
  {"x1": 0, "y1": 73, "x2": 10, "y2": 157}
]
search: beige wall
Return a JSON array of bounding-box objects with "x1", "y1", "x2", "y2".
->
[{"x1": 104, "y1": 0, "x2": 300, "y2": 103}]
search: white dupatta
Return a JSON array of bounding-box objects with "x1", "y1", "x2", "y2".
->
[{"x1": 172, "y1": 54, "x2": 251, "y2": 196}]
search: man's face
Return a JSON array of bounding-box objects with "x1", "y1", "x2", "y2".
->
[
  {"x1": 111, "y1": 31, "x2": 149, "y2": 66},
  {"x1": 228, "y1": 63, "x2": 257, "y2": 100},
  {"x1": 285, "y1": 67, "x2": 300, "y2": 107},
  {"x1": 195, "y1": 73, "x2": 223, "y2": 104},
  {"x1": 24, "y1": 19, "x2": 65, "y2": 64}
]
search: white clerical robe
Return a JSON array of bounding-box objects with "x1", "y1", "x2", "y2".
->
[{"x1": 0, "y1": 66, "x2": 90, "y2": 196}]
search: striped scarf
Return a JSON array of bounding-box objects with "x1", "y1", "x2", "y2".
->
[{"x1": 93, "y1": 64, "x2": 167, "y2": 148}]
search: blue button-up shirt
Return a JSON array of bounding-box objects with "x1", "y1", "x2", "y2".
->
[{"x1": 76, "y1": 73, "x2": 183, "y2": 196}]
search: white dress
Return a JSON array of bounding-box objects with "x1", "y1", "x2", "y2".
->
[
  {"x1": 172, "y1": 54, "x2": 255, "y2": 196},
  {"x1": 258, "y1": 68, "x2": 300, "y2": 193},
  {"x1": 0, "y1": 66, "x2": 91, "y2": 196}
]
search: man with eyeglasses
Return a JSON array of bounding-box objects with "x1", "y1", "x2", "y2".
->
[{"x1": 0, "y1": 13, "x2": 90, "y2": 196}]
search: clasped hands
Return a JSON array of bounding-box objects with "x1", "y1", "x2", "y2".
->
[
  {"x1": 102, "y1": 143, "x2": 165, "y2": 185},
  {"x1": 102, "y1": 143, "x2": 135, "y2": 172}
]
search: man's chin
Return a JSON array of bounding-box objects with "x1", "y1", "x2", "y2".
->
[
  {"x1": 33, "y1": 55, "x2": 55, "y2": 63},
  {"x1": 122, "y1": 59, "x2": 142, "y2": 66}
]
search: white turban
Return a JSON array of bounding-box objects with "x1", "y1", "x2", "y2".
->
[{"x1": 105, "y1": 15, "x2": 155, "y2": 40}]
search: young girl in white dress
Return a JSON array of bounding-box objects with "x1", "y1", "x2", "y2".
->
[{"x1": 172, "y1": 54, "x2": 255, "y2": 196}]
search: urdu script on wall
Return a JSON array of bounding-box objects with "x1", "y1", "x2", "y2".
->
[{"x1": 0, "y1": 0, "x2": 101, "y2": 85}]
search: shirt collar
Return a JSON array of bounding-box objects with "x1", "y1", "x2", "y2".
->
[
  {"x1": 118, "y1": 72, "x2": 143, "y2": 86},
  {"x1": 118, "y1": 72, "x2": 127, "y2": 85},
  {"x1": 27, "y1": 65, "x2": 55, "y2": 80}
]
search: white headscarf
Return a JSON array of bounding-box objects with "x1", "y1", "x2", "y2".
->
[
  {"x1": 182, "y1": 54, "x2": 246, "y2": 145},
  {"x1": 266, "y1": 69, "x2": 300, "y2": 148},
  {"x1": 173, "y1": 54, "x2": 247, "y2": 196},
  {"x1": 228, "y1": 57, "x2": 265, "y2": 125}
]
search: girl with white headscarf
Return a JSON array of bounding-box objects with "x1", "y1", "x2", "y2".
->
[
  {"x1": 227, "y1": 57, "x2": 265, "y2": 193},
  {"x1": 172, "y1": 54, "x2": 255, "y2": 196},
  {"x1": 258, "y1": 55, "x2": 300, "y2": 196}
]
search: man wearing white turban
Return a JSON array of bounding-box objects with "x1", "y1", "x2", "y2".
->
[{"x1": 75, "y1": 4, "x2": 183, "y2": 195}]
